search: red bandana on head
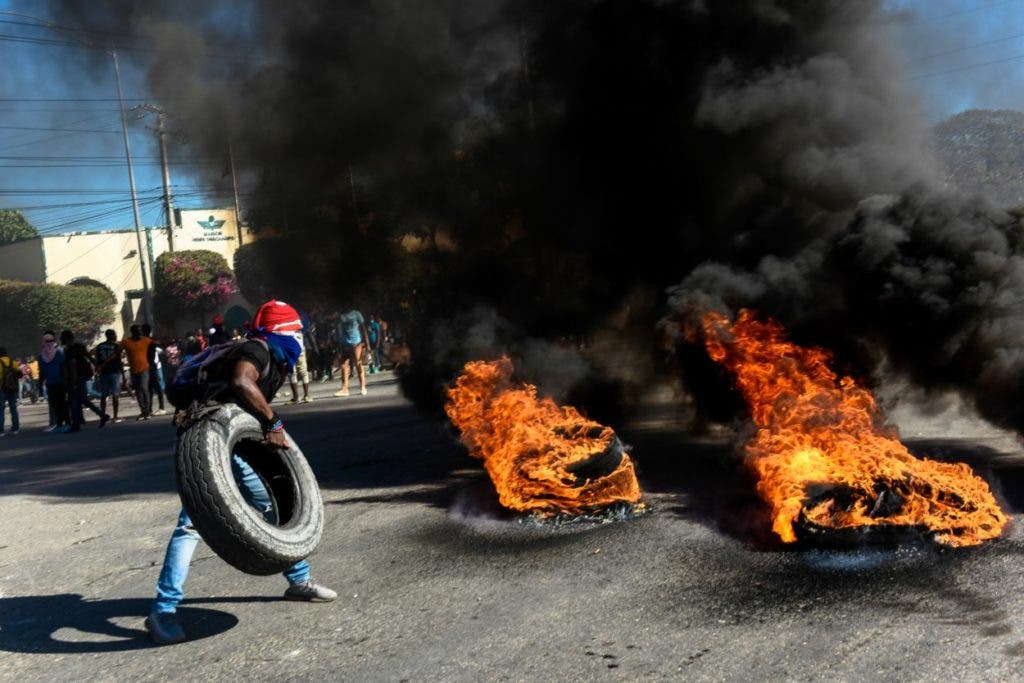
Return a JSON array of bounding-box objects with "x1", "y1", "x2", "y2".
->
[{"x1": 251, "y1": 300, "x2": 303, "y2": 335}]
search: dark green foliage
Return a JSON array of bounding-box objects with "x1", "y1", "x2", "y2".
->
[
  {"x1": 0, "y1": 280, "x2": 115, "y2": 356},
  {"x1": 0, "y1": 210, "x2": 39, "y2": 245}
]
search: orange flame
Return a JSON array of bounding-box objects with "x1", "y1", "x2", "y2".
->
[
  {"x1": 700, "y1": 310, "x2": 1007, "y2": 547},
  {"x1": 445, "y1": 357, "x2": 643, "y2": 515}
]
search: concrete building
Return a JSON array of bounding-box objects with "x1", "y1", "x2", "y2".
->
[{"x1": 0, "y1": 207, "x2": 257, "y2": 339}]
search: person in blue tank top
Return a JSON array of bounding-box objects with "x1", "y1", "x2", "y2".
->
[{"x1": 332, "y1": 308, "x2": 369, "y2": 396}]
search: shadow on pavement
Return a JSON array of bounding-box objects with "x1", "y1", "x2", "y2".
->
[
  {"x1": 0, "y1": 403, "x2": 465, "y2": 500},
  {"x1": 6, "y1": 391, "x2": 1024, "y2": 556},
  {"x1": 0, "y1": 594, "x2": 242, "y2": 653}
]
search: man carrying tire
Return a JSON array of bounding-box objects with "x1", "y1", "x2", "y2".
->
[{"x1": 146, "y1": 299, "x2": 336, "y2": 645}]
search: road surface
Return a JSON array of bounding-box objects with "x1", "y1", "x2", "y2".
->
[{"x1": 2, "y1": 372, "x2": 1023, "y2": 680}]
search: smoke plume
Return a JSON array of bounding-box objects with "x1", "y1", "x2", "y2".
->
[{"x1": 49, "y1": 0, "x2": 1024, "y2": 432}]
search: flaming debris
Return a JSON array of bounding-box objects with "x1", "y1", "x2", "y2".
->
[
  {"x1": 446, "y1": 358, "x2": 643, "y2": 516},
  {"x1": 698, "y1": 310, "x2": 1007, "y2": 548}
]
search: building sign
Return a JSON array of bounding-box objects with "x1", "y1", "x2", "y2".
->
[{"x1": 193, "y1": 214, "x2": 234, "y2": 242}]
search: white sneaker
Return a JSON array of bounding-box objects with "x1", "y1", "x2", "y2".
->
[
  {"x1": 360, "y1": 387, "x2": 367, "y2": 396},
  {"x1": 152, "y1": 409, "x2": 167, "y2": 416}
]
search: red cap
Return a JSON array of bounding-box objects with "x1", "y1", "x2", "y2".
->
[
  {"x1": 251, "y1": 300, "x2": 302, "y2": 334},
  {"x1": 212, "y1": 314, "x2": 224, "y2": 326}
]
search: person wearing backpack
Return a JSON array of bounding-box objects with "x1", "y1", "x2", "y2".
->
[
  {"x1": 146, "y1": 299, "x2": 336, "y2": 645},
  {"x1": 0, "y1": 347, "x2": 20, "y2": 436},
  {"x1": 62, "y1": 330, "x2": 111, "y2": 432}
]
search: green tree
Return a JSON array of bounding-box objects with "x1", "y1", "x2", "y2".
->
[
  {"x1": 153, "y1": 250, "x2": 236, "y2": 324},
  {"x1": 0, "y1": 280, "x2": 115, "y2": 356},
  {"x1": 0, "y1": 209, "x2": 39, "y2": 245}
]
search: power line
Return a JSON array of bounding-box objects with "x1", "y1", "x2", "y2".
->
[
  {"x1": 0, "y1": 162, "x2": 218, "y2": 168},
  {"x1": 910, "y1": 50, "x2": 1024, "y2": 79},
  {"x1": 45, "y1": 232, "x2": 123, "y2": 277},
  {"x1": 0, "y1": 107, "x2": 122, "y2": 112},
  {"x1": 0, "y1": 185, "x2": 228, "y2": 195},
  {"x1": 0, "y1": 125, "x2": 141, "y2": 134},
  {"x1": 0, "y1": 111, "x2": 121, "y2": 152},
  {"x1": 0, "y1": 32, "x2": 257, "y2": 65},
  {"x1": 0, "y1": 32, "x2": 156, "y2": 53},
  {"x1": 0, "y1": 18, "x2": 134, "y2": 40},
  {"x1": 0, "y1": 196, "x2": 164, "y2": 211},
  {"x1": 906, "y1": 30, "x2": 1024, "y2": 64},
  {"x1": 110, "y1": 261, "x2": 140, "y2": 294},
  {"x1": 23, "y1": 195, "x2": 164, "y2": 220},
  {"x1": 31, "y1": 196, "x2": 164, "y2": 234},
  {"x1": 904, "y1": 0, "x2": 1024, "y2": 25},
  {"x1": 0, "y1": 96, "x2": 157, "y2": 102}
]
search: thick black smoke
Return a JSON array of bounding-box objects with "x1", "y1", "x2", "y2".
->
[{"x1": 49, "y1": 1, "x2": 1024, "y2": 432}]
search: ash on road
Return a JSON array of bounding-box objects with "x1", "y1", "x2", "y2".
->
[{"x1": 2, "y1": 373, "x2": 1024, "y2": 681}]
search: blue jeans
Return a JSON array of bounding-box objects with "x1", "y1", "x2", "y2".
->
[
  {"x1": 152, "y1": 454, "x2": 310, "y2": 614},
  {"x1": 0, "y1": 390, "x2": 18, "y2": 433}
]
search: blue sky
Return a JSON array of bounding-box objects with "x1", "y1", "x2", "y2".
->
[
  {"x1": 888, "y1": 0, "x2": 1024, "y2": 117},
  {"x1": 0, "y1": 1, "x2": 1021, "y2": 234},
  {"x1": 0, "y1": 1, "x2": 235, "y2": 237}
]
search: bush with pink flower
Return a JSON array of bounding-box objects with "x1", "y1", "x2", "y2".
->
[{"x1": 154, "y1": 250, "x2": 237, "y2": 325}]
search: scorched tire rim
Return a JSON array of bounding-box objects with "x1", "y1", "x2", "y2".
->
[{"x1": 174, "y1": 403, "x2": 324, "y2": 575}]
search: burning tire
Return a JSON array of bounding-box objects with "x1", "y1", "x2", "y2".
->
[
  {"x1": 175, "y1": 404, "x2": 324, "y2": 575},
  {"x1": 564, "y1": 435, "x2": 627, "y2": 485},
  {"x1": 446, "y1": 358, "x2": 644, "y2": 516}
]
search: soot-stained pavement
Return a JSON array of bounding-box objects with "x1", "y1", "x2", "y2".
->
[{"x1": 2, "y1": 373, "x2": 1024, "y2": 680}]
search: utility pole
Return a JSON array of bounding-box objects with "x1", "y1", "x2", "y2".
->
[
  {"x1": 0, "y1": 12, "x2": 154, "y2": 325},
  {"x1": 137, "y1": 105, "x2": 176, "y2": 251},
  {"x1": 156, "y1": 110, "x2": 175, "y2": 251},
  {"x1": 229, "y1": 144, "x2": 243, "y2": 243},
  {"x1": 112, "y1": 49, "x2": 153, "y2": 327}
]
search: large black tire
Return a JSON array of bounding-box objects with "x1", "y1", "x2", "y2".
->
[
  {"x1": 564, "y1": 435, "x2": 626, "y2": 486},
  {"x1": 175, "y1": 404, "x2": 324, "y2": 575}
]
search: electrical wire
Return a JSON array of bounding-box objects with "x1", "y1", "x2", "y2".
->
[
  {"x1": 903, "y1": 0, "x2": 1024, "y2": 25},
  {"x1": 31, "y1": 196, "x2": 164, "y2": 235},
  {"x1": 906, "y1": 30, "x2": 1024, "y2": 64},
  {"x1": 45, "y1": 231, "x2": 125, "y2": 277},
  {"x1": 910, "y1": 50, "x2": 1024, "y2": 79},
  {"x1": 0, "y1": 125, "x2": 143, "y2": 134}
]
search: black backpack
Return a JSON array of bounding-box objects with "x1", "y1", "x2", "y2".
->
[
  {"x1": 0, "y1": 358, "x2": 18, "y2": 395},
  {"x1": 167, "y1": 339, "x2": 270, "y2": 410}
]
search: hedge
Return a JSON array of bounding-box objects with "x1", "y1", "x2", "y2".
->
[{"x1": 0, "y1": 279, "x2": 115, "y2": 357}]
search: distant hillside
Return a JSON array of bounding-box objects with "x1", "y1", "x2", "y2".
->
[{"x1": 933, "y1": 109, "x2": 1024, "y2": 208}]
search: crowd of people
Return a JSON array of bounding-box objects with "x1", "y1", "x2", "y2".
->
[
  {"x1": 0, "y1": 325, "x2": 170, "y2": 436},
  {"x1": 0, "y1": 298, "x2": 414, "y2": 644},
  {"x1": 0, "y1": 304, "x2": 409, "y2": 438}
]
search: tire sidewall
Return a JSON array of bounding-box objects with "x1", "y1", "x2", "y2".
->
[{"x1": 175, "y1": 403, "x2": 324, "y2": 575}]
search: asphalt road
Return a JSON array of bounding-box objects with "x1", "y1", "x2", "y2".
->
[{"x1": 2, "y1": 373, "x2": 1024, "y2": 681}]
